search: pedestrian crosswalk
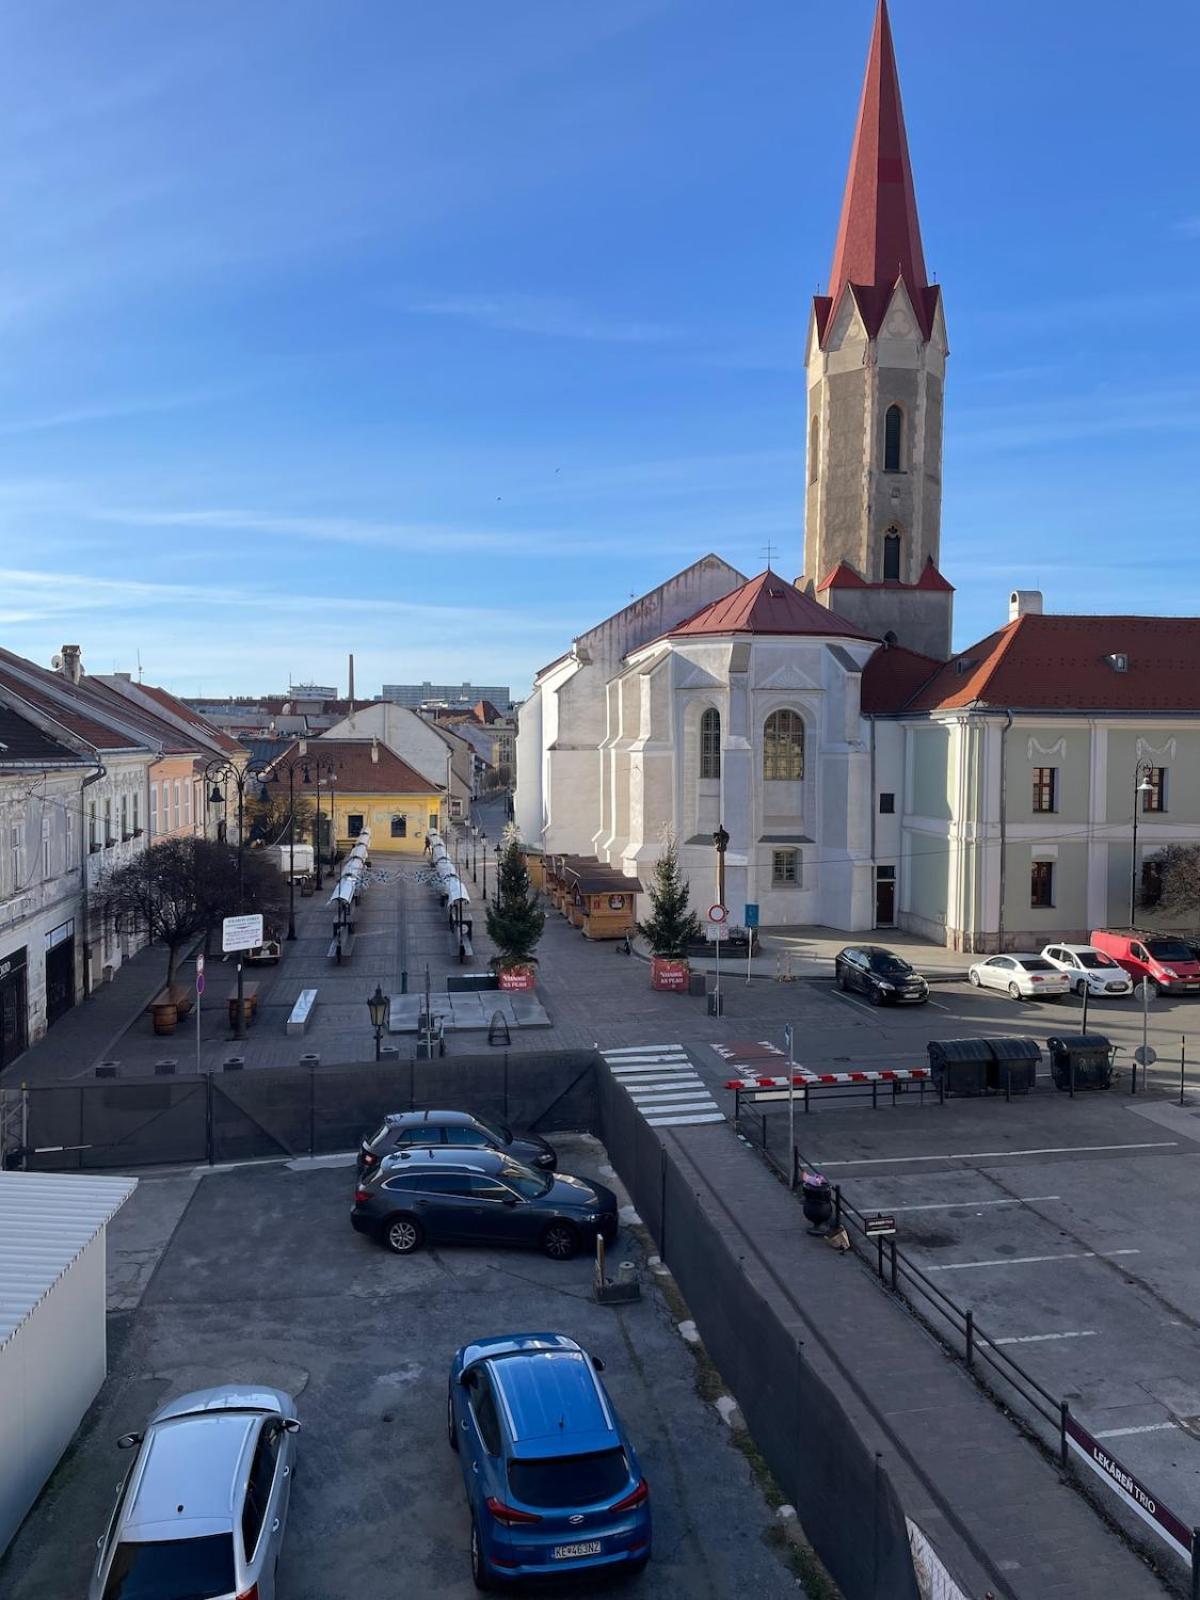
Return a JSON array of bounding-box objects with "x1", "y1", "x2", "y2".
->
[{"x1": 600, "y1": 1044, "x2": 725, "y2": 1128}]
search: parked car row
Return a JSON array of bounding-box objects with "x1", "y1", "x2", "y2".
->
[{"x1": 840, "y1": 929, "x2": 1200, "y2": 1008}]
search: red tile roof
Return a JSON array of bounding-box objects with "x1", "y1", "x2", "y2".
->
[
  {"x1": 135, "y1": 683, "x2": 244, "y2": 754},
  {"x1": 816, "y1": 557, "x2": 954, "y2": 594},
  {"x1": 667, "y1": 571, "x2": 877, "y2": 642},
  {"x1": 271, "y1": 739, "x2": 442, "y2": 795},
  {"x1": 907, "y1": 615, "x2": 1200, "y2": 713},
  {"x1": 0, "y1": 649, "x2": 148, "y2": 752},
  {"x1": 814, "y1": 1, "x2": 939, "y2": 344},
  {"x1": 860, "y1": 642, "x2": 943, "y2": 713}
]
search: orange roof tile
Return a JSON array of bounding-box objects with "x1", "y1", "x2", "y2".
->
[{"x1": 668, "y1": 571, "x2": 876, "y2": 642}]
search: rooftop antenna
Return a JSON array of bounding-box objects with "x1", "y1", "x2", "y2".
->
[
  {"x1": 136, "y1": 649, "x2": 143, "y2": 683},
  {"x1": 762, "y1": 541, "x2": 777, "y2": 569}
]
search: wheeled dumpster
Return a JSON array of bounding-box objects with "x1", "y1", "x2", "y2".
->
[
  {"x1": 927, "y1": 1037, "x2": 992, "y2": 1096},
  {"x1": 1046, "y1": 1034, "x2": 1114, "y2": 1091},
  {"x1": 986, "y1": 1036, "x2": 1040, "y2": 1095}
]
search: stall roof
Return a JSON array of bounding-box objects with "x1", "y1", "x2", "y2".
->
[
  {"x1": 554, "y1": 855, "x2": 642, "y2": 895},
  {"x1": 0, "y1": 1172, "x2": 137, "y2": 1349}
]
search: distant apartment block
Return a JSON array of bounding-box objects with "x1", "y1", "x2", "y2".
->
[{"x1": 380, "y1": 681, "x2": 510, "y2": 710}]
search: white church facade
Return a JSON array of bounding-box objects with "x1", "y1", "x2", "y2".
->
[{"x1": 515, "y1": 1, "x2": 1200, "y2": 952}]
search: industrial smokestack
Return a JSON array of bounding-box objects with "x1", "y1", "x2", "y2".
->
[{"x1": 348, "y1": 653, "x2": 355, "y2": 711}]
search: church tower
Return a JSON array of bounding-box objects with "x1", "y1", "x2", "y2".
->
[{"x1": 802, "y1": 0, "x2": 952, "y2": 660}]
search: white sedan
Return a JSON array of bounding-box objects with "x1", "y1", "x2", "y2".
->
[
  {"x1": 968, "y1": 954, "x2": 1071, "y2": 1001},
  {"x1": 1040, "y1": 944, "x2": 1134, "y2": 998}
]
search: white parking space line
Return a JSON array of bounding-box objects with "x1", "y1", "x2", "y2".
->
[
  {"x1": 924, "y1": 1249, "x2": 1140, "y2": 1272},
  {"x1": 886, "y1": 1195, "x2": 1061, "y2": 1212},
  {"x1": 817, "y1": 1141, "x2": 1179, "y2": 1167},
  {"x1": 987, "y1": 1330, "x2": 1098, "y2": 1346},
  {"x1": 832, "y1": 988, "x2": 876, "y2": 1013},
  {"x1": 1094, "y1": 1423, "x2": 1179, "y2": 1439}
]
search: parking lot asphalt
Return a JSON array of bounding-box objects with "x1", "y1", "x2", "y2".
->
[
  {"x1": 0, "y1": 1136, "x2": 801, "y2": 1600},
  {"x1": 748, "y1": 1082, "x2": 1200, "y2": 1542}
]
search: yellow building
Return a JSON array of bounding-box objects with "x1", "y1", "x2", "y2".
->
[{"x1": 282, "y1": 737, "x2": 445, "y2": 856}]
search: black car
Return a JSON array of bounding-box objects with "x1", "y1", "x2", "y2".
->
[
  {"x1": 835, "y1": 945, "x2": 929, "y2": 1005},
  {"x1": 357, "y1": 1110, "x2": 557, "y2": 1178},
  {"x1": 351, "y1": 1146, "x2": 618, "y2": 1260}
]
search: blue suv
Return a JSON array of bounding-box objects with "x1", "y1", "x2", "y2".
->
[{"x1": 448, "y1": 1332, "x2": 652, "y2": 1589}]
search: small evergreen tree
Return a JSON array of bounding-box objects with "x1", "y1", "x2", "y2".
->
[
  {"x1": 638, "y1": 834, "x2": 703, "y2": 958},
  {"x1": 486, "y1": 835, "x2": 545, "y2": 970}
]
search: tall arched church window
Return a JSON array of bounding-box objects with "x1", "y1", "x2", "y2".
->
[
  {"x1": 884, "y1": 405, "x2": 903, "y2": 472},
  {"x1": 883, "y1": 529, "x2": 901, "y2": 582},
  {"x1": 809, "y1": 414, "x2": 820, "y2": 484},
  {"x1": 699, "y1": 709, "x2": 721, "y2": 780},
  {"x1": 763, "y1": 710, "x2": 805, "y2": 781}
]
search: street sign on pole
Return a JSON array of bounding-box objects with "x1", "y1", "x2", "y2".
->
[
  {"x1": 743, "y1": 903, "x2": 759, "y2": 928},
  {"x1": 785, "y1": 1023, "x2": 796, "y2": 1188},
  {"x1": 864, "y1": 1215, "x2": 897, "y2": 1239},
  {"x1": 707, "y1": 904, "x2": 728, "y2": 924},
  {"x1": 222, "y1": 913, "x2": 263, "y2": 953}
]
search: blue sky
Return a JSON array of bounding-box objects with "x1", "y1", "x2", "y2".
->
[{"x1": 0, "y1": 0, "x2": 1197, "y2": 698}]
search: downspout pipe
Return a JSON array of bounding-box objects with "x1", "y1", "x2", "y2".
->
[
  {"x1": 996, "y1": 711, "x2": 1013, "y2": 953},
  {"x1": 79, "y1": 759, "x2": 106, "y2": 997}
]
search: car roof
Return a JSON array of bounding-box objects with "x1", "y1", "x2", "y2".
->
[
  {"x1": 124, "y1": 1413, "x2": 256, "y2": 1540},
  {"x1": 479, "y1": 1339, "x2": 619, "y2": 1462},
  {"x1": 150, "y1": 1386, "x2": 290, "y2": 1425},
  {"x1": 1046, "y1": 943, "x2": 1103, "y2": 954},
  {"x1": 383, "y1": 1110, "x2": 475, "y2": 1130},
  {"x1": 378, "y1": 1145, "x2": 505, "y2": 1174}
]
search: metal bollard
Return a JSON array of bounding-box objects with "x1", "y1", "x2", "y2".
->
[{"x1": 223, "y1": 1056, "x2": 245, "y2": 1072}]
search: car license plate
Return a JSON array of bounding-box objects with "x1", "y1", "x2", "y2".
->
[{"x1": 553, "y1": 1541, "x2": 602, "y2": 1560}]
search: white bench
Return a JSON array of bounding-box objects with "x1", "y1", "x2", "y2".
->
[{"x1": 286, "y1": 988, "x2": 318, "y2": 1036}]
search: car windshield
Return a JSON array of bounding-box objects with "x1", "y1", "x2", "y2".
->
[
  {"x1": 477, "y1": 1116, "x2": 512, "y2": 1144},
  {"x1": 499, "y1": 1160, "x2": 551, "y2": 1199},
  {"x1": 103, "y1": 1535, "x2": 236, "y2": 1600},
  {"x1": 508, "y1": 1448, "x2": 629, "y2": 1508},
  {"x1": 868, "y1": 954, "x2": 911, "y2": 975},
  {"x1": 1147, "y1": 940, "x2": 1194, "y2": 962},
  {"x1": 1076, "y1": 952, "x2": 1117, "y2": 969},
  {"x1": 1019, "y1": 959, "x2": 1054, "y2": 972}
]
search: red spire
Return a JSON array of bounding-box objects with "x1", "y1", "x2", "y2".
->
[{"x1": 816, "y1": 1, "x2": 937, "y2": 343}]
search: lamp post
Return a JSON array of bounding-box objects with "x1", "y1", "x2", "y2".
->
[
  {"x1": 301, "y1": 756, "x2": 339, "y2": 890},
  {"x1": 712, "y1": 824, "x2": 730, "y2": 1015},
  {"x1": 1129, "y1": 760, "x2": 1156, "y2": 926},
  {"x1": 481, "y1": 834, "x2": 489, "y2": 902},
  {"x1": 367, "y1": 983, "x2": 390, "y2": 1060},
  {"x1": 204, "y1": 756, "x2": 271, "y2": 1042},
  {"x1": 471, "y1": 826, "x2": 478, "y2": 880}
]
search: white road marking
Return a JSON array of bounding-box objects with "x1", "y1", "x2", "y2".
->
[
  {"x1": 885, "y1": 1195, "x2": 1061, "y2": 1212},
  {"x1": 612, "y1": 1073, "x2": 705, "y2": 1087},
  {"x1": 634, "y1": 1100, "x2": 719, "y2": 1114},
  {"x1": 643, "y1": 1111, "x2": 726, "y2": 1127},
  {"x1": 831, "y1": 988, "x2": 876, "y2": 1012},
  {"x1": 924, "y1": 1249, "x2": 1140, "y2": 1272},
  {"x1": 628, "y1": 1089, "x2": 713, "y2": 1103},
  {"x1": 1094, "y1": 1423, "x2": 1178, "y2": 1439},
  {"x1": 817, "y1": 1141, "x2": 1179, "y2": 1167},
  {"x1": 603, "y1": 1044, "x2": 686, "y2": 1056},
  {"x1": 987, "y1": 1330, "x2": 1098, "y2": 1345}
]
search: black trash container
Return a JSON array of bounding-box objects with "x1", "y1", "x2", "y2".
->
[
  {"x1": 927, "y1": 1038, "x2": 992, "y2": 1096},
  {"x1": 1046, "y1": 1034, "x2": 1114, "y2": 1091},
  {"x1": 986, "y1": 1036, "x2": 1041, "y2": 1095}
]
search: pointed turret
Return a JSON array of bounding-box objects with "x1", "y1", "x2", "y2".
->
[{"x1": 814, "y1": 0, "x2": 938, "y2": 343}]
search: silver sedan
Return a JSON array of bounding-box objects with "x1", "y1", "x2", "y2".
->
[
  {"x1": 88, "y1": 1385, "x2": 300, "y2": 1600},
  {"x1": 968, "y1": 954, "x2": 1071, "y2": 1001}
]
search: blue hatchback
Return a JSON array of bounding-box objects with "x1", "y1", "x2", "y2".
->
[{"x1": 448, "y1": 1332, "x2": 652, "y2": 1589}]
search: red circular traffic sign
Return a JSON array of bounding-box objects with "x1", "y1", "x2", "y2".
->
[{"x1": 708, "y1": 904, "x2": 728, "y2": 924}]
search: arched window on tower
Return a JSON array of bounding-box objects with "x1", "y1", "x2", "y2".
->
[
  {"x1": 763, "y1": 710, "x2": 805, "y2": 781},
  {"x1": 883, "y1": 528, "x2": 902, "y2": 582},
  {"x1": 884, "y1": 405, "x2": 903, "y2": 472},
  {"x1": 808, "y1": 414, "x2": 820, "y2": 484},
  {"x1": 699, "y1": 708, "x2": 721, "y2": 780}
]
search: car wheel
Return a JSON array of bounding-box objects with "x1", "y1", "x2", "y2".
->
[
  {"x1": 383, "y1": 1214, "x2": 423, "y2": 1254},
  {"x1": 542, "y1": 1221, "x2": 580, "y2": 1260},
  {"x1": 471, "y1": 1517, "x2": 497, "y2": 1592},
  {"x1": 869, "y1": 984, "x2": 885, "y2": 1006},
  {"x1": 968, "y1": 969, "x2": 981, "y2": 987},
  {"x1": 1075, "y1": 979, "x2": 1087, "y2": 998},
  {"x1": 447, "y1": 1388, "x2": 459, "y2": 1452},
  {"x1": 837, "y1": 967, "x2": 847, "y2": 990},
  {"x1": 1007, "y1": 982, "x2": 1022, "y2": 1001},
  {"x1": 1149, "y1": 979, "x2": 1161, "y2": 998}
]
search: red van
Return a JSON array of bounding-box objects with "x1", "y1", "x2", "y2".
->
[{"x1": 1089, "y1": 930, "x2": 1200, "y2": 996}]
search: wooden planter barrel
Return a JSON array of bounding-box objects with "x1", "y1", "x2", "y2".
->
[{"x1": 152, "y1": 1002, "x2": 178, "y2": 1035}]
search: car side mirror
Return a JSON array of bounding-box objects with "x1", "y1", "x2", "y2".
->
[
  {"x1": 283, "y1": 1418, "x2": 301, "y2": 1433},
  {"x1": 591, "y1": 1355, "x2": 606, "y2": 1372},
  {"x1": 116, "y1": 1432, "x2": 142, "y2": 1450},
  {"x1": 502, "y1": 1195, "x2": 519, "y2": 1206}
]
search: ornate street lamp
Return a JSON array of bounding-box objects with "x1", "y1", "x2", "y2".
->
[
  {"x1": 367, "y1": 983, "x2": 390, "y2": 1060},
  {"x1": 712, "y1": 823, "x2": 730, "y2": 908},
  {"x1": 203, "y1": 755, "x2": 270, "y2": 1042}
]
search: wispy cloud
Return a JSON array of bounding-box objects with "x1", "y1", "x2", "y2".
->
[
  {"x1": 1174, "y1": 215, "x2": 1200, "y2": 238},
  {"x1": 953, "y1": 383, "x2": 1200, "y2": 453},
  {"x1": 402, "y1": 291, "x2": 677, "y2": 344},
  {"x1": 0, "y1": 388, "x2": 233, "y2": 437}
]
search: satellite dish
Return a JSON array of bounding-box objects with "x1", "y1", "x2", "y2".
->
[{"x1": 50, "y1": 653, "x2": 63, "y2": 671}]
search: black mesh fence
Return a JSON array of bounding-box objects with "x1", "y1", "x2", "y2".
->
[
  {"x1": 10, "y1": 1050, "x2": 598, "y2": 1170},
  {"x1": 597, "y1": 1067, "x2": 920, "y2": 1600}
]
